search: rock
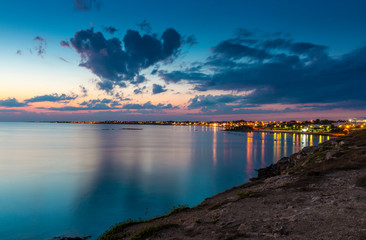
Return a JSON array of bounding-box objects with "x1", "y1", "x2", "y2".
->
[
  {"x1": 184, "y1": 223, "x2": 197, "y2": 231},
  {"x1": 325, "y1": 151, "x2": 335, "y2": 160},
  {"x1": 50, "y1": 236, "x2": 91, "y2": 240},
  {"x1": 237, "y1": 223, "x2": 247, "y2": 233}
]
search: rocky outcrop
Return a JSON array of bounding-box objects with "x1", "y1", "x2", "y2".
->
[{"x1": 256, "y1": 137, "x2": 348, "y2": 179}]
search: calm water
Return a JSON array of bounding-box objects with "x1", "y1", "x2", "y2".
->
[{"x1": 0, "y1": 122, "x2": 328, "y2": 240}]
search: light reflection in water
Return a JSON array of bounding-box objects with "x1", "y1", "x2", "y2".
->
[
  {"x1": 212, "y1": 127, "x2": 217, "y2": 166},
  {"x1": 0, "y1": 123, "x2": 328, "y2": 240},
  {"x1": 284, "y1": 133, "x2": 287, "y2": 157},
  {"x1": 261, "y1": 132, "x2": 265, "y2": 168},
  {"x1": 245, "y1": 132, "x2": 253, "y2": 177},
  {"x1": 310, "y1": 134, "x2": 313, "y2": 146},
  {"x1": 273, "y1": 133, "x2": 277, "y2": 163},
  {"x1": 276, "y1": 133, "x2": 281, "y2": 161}
]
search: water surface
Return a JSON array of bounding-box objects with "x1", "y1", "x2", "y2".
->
[{"x1": 0, "y1": 122, "x2": 328, "y2": 239}]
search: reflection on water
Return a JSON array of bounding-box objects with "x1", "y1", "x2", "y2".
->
[
  {"x1": 0, "y1": 123, "x2": 327, "y2": 240},
  {"x1": 212, "y1": 126, "x2": 217, "y2": 166}
]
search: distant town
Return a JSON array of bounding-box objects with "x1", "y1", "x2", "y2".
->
[{"x1": 48, "y1": 117, "x2": 366, "y2": 135}]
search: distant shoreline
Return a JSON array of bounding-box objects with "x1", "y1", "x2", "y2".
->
[
  {"x1": 225, "y1": 128, "x2": 345, "y2": 137},
  {"x1": 40, "y1": 121, "x2": 346, "y2": 137}
]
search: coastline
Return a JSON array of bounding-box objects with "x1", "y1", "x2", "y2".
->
[
  {"x1": 225, "y1": 128, "x2": 345, "y2": 137},
  {"x1": 97, "y1": 130, "x2": 366, "y2": 240}
]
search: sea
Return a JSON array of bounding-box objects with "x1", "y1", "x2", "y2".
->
[{"x1": 0, "y1": 122, "x2": 329, "y2": 240}]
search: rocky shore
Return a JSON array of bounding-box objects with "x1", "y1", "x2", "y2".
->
[{"x1": 98, "y1": 130, "x2": 366, "y2": 240}]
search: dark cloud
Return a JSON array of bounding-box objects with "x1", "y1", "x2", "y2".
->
[
  {"x1": 184, "y1": 35, "x2": 198, "y2": 47},
  {"x1": 151, "y1": 69, "x2": 158, "y2": 75},
  {"x1": 134, "y1": 86, "x2": 146, "y2": 94},
  {"x1": 79, "y1": 98, "x2": 114, "y2": 109},
  {"x1": 44, "y1": 105, "x2": 112, "y2": 111},
  {"x1": 186, "y1": 94, "x2": 366, "y2": 115},
  {"x1": 25, "y1": 93, "x2": 77, "y2": 103},
  {"x1": 186, "y1": 107, "x2": 297, "y2": 116},
  {"x1": 0, "y1": 98, "x2": 27, "y2": 107},
  {"x1": 158, "y1": 70, "x2": 211, "y2": 83},
  {"x1": 131, "y1": 75, "x2": 147, "y2": 85},
  {"x1": 188, "y1": 94, "x2": 259, "y2": 113},
  {"x1": 34, "y1": 36, "x2": 47, "y2": 57},
  {"x1": 104, "y1": 26, "x2": 117, "y2": 34},
  {"x1": 122, "y1": 101, "x2": 177, "y2": 111},
  {"x1": 0, "y1": 109, "x2": 25, "y2": 113},
  {"x1": 74, "y1": 0, "x2": 101, "y2": 11},
  {"x1": 159, "y1": 29, "x2": 366, "y2": 110},
  {"x1": 114, "y1": 92, "x2": 131, "y2": 101},
  {"x1": 137, "y1": 20, "x2": 152, "y2": 33},
  {"x1": 68, "y1": 27, "x2": 183, "y2": 91},
  {"x1": 161, "y1": 28, "x2": 181, "y2": 57},
  {"x1": 79, "y1": 85, "x2": 88, "y2": 97},
  {"x1": 41, "y1": 100, "x2": 177, "y2": 113},
  {"x1": 41, "y1": 97, "x2": 131, "y2": 111},
  {"x1": 213, "y1": 39, "x2": 271, "y2": 60},
  {"x1": 152, "y1": 84, "x2": 167, "y2": 94},
  {"x1": 60, "y1": 40, "x2": 71, "y2": 48}
]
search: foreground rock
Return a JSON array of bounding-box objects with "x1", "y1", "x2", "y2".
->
[{"x1": 98, "y1": 130, "x2": 366, "y2": 240}]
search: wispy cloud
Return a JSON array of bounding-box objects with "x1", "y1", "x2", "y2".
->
[
  {"x1": 74, "y1": 0, "x2": 102, "y2": 11},
  {"x1": 33, "y1": 36, "x2": 47, "y2": 57},
  {"x1": 25, "y1": 93, "x2": 77, "y2": 103}
]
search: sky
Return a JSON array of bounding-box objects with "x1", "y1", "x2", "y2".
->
[{"x1": 1, "y1": 0, "x2": 366, "y2": 121}]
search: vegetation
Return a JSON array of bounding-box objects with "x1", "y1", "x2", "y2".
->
[
  {"x1": 237, "y1": 191, "x2": 254, "y2": 198},
  {"x1": 97, "y1": 204, "x2": 189, "y2": 240},
  {"x1": 165, "y1": 204, "x2": 190, "y2": 216},
  {"x1": 130, "y1": 224, "x2": 178, "y2": 240},
  {"x1": 97, "y1": 219, "x2": 146, "y2": 240}
]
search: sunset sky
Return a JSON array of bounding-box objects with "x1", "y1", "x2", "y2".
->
[{"x1": 1, "y1": 0, "x2": 366, "y2": 121}]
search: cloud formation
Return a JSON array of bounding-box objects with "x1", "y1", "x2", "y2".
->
[
  {"x1": 25, "y1": 93, "x2": 77, "y2": 103},
  {"x1": 67, "y1": 27, "x2": 183, "y2": 92},
  {"x1": 60, "y1": 40, "x2": 71, "y2": 48},
  {"x1": 74, "y1": 0, "x2": 101, "y2": 11},
  {"x1": 137, "y1": 20, "x2": 151, "y2": 33},
  {"x1": 134, "y1": 86, "x2": 146, "y2": 94},
  {"x1": 104, "y1": 26, "x2": 117, "y2": 34},
  {"x1": 122, "y1": 101, "x2": 177, "y2": 111},
  {"x1": 79, "y1": 85, "x2": 88, "y2": 97},
  {"x1": 187, "y1": 94, "x2": 262, "y2": 114},
  {"x1": 38, "y1": 100, "x2": 177, "y2": 114},
  {"x1": 34, "y1": 36, "x2": 47, "y2": 56},
  {"x1": 0, "y1": 98, "x2": 27, "y2": 107},
  {"x1": 159, "y1": 29, "x2": 366, "y2": 110},
  {"x1": 152, "y1": 84, "x2": 167, "y2": 94}
]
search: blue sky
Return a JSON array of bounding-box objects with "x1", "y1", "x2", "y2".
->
[{"x1": 0, "y1": 0, "x2": 366, "y2": 121}]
